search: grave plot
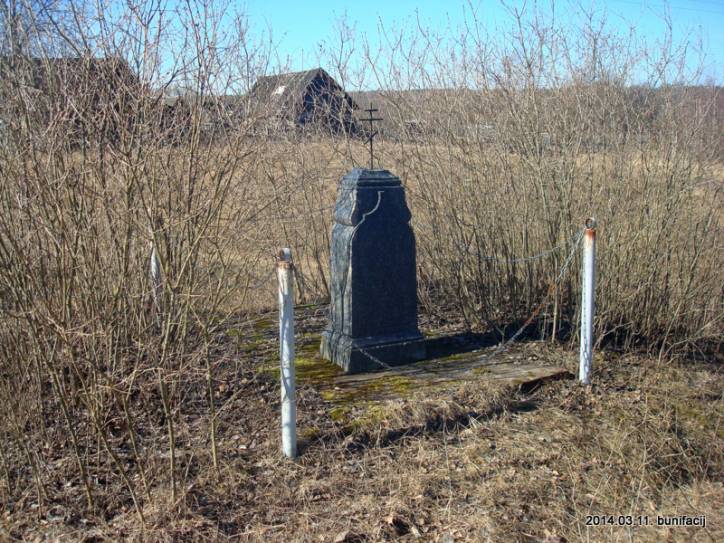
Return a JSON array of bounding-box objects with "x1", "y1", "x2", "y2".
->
[
  {"x1": 257, "y1": 304, "x2": 572, "y2": 435},
  {"x1": 303, "y1": 330, "x2": 569, "y2": 405},
  {"x1": 283, "y1": 164, "x2": 574, "y2": 437}
]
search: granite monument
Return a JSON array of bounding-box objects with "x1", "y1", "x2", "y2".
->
[{"x1": 320, "y1": 168, "x2": 426, "y2": 373}]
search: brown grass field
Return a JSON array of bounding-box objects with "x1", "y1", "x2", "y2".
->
[
  {"x1": 1, "y1": 136, "x2": 722, "y2": 542},
  {"x1": 1, "y1": 7, "x2": 722, "y2": 540},
  {"x1": 3, "y1": 305, "x2": 721, "y2": 542}
]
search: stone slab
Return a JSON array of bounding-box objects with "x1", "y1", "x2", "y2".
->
[
  {"x1": 313, "y1": 341, "x2": 571, "y2": 404},
  {"x1": 321, "y1": 168, "x2": 425, "y2": 373},
  {"x1": 320, "y1": 330, "x2": 426, "y2": 374}
]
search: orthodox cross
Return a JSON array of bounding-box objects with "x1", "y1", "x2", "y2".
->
[{"x1": 363, "y1": 104, "x2": 382, "y2": 169}]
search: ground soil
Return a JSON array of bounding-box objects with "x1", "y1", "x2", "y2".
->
[{"x1": 2, "y1": 306, "x2": 722, "y2": 542}]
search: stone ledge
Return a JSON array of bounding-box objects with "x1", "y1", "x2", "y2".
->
[{"x1": 321, "y1": 330, "x2": 427, "y2": 374}]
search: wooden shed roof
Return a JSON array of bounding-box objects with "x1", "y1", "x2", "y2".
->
[{"x1": 250, "y1": 68, "x2": 358, "y2": 111}]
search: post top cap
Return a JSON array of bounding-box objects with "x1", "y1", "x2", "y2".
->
[{"x1": 341, "y1": 168, "x2": 401, "y2": 187}]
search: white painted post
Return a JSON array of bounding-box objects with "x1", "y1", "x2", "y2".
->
[
  {"x1": 277, "y1": 248, "x2": 297, "y2": 458},
  {"x1": 579, "y1": 218, "x2": 596, "y2": 385},
  {"x1": 150, "y1": 243, "x2": 161, "y2": 313}
]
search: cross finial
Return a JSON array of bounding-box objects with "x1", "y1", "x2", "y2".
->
[{"x1": 363, "y1": 103, "x2": 382, "y2": 169}]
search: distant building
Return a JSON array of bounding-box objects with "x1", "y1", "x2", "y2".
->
[
  {"x1": 0, "y1": 56, "x2": 140, "y2": 144},
  {"x1": 249, "y1": 68, "x2": 358, "y2": 135},
  {"x1": 154, "y1": 93, "x2": 253, "y2": 144}
]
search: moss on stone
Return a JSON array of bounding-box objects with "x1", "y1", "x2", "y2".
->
[
  {"x1": 297, "y1": 336, "x2": 323, "y2": 358},
  {"x1": 317, "y1": 374, "x2": 416, "y2": 404},
  {"x1": 296, "y1": 355, "x2": 343, "y2": 382},
  {"x1": 255, "y1": 352, "x2": 342, "y2": 385},
  {"x1": 252, "y1": 317, "x2": 275, "y2": 332}
]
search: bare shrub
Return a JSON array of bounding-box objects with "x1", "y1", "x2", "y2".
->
[
  {"x1": 0, "y1": 0, "x2": 278, "y2": 520},
  {"x1": 0, "y1": 0, "x2": 720, "y2": 530},
  {"x1": 348, "y1": 6, "x2": 722, "y2": 354}
]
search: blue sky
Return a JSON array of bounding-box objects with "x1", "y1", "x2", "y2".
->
[{"x1": 238, "y1": 0, "x2": 723, "y2": 85}]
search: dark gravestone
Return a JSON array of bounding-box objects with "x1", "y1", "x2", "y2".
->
[{"x1": 320, "y1": 168, "x2": 426, "y2": 373}]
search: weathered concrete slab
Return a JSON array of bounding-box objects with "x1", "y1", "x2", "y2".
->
[{"x1": 313, "y1": 341, "x2": 570, "y2": 404}]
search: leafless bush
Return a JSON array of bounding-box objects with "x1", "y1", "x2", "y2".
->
[
  {"x1": 0, "y1": 0, "x2": 281, "y2": 521},
  {"x1": 346, "y1": 5, "x2": 722, "y2": 355},
  {"x1": 0, "y1": 0, "x2": 720, "y2": 529}
]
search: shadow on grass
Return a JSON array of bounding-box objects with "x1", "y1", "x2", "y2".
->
[{"x1": 423, "y1": 331, "x2": 500, "y2": 360}]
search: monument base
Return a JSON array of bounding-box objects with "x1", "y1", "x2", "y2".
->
[{"x1": 321, "y1": 330, "x2": 427, "y2": 374}]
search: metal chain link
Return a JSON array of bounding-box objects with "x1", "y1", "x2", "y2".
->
[
  {"x1": 245, "y1": 267, "x2": 277, "y2": 290},
  {"x1": 353, "y1": 228, "x2": 584, "y2": 371},
  {"x1": 412, "y1": 218, "x2": 573, "y2": 264}
]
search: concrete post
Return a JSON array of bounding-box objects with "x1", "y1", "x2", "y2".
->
[
  {"x1": 579, "y1": 218, "x2": 596, "y2": 385},
  {"x1": 277, "y1": 248, "x2": 297, "y2": 458}
]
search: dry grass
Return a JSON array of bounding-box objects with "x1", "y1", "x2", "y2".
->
[
  {"x1": 1, "y1": 2, "x2": 722, "y2": 540},
  {"x1": 2, "y1": 307, "x2": 720, "y2": 542}
]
